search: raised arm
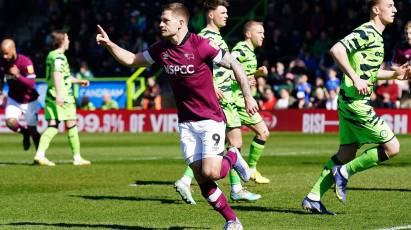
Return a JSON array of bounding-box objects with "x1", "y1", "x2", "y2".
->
[
  {"x1": 217, "y1": 51, "x2": 259, "y2": 115},
  {"x1": 330, "y1": 42, "x2": 371, "y2": 95},
  {"x1": 96, "y1": 25, "x2": 150, "y2": 68}
]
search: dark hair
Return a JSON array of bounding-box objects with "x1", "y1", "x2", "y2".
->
[
  {"x1": 243, "y1": 20, "x2": 263, "y2": 35},
  {"x1": 366, "y1": 0, "x2": 380, "y2": 12},
  {"x1": 203, "y1": 0, "x2": 229, "y2": 11},
  {"x1": 51, "y1": 30, "x2": 66, "y2": 49},
  {"x1": 162, "y1": 2, "x2": 190, "y2": 22}
]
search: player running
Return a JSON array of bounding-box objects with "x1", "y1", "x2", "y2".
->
[
  {"x1": 34, "y1": 31, "x2": 91, "y2": 166},
  {"x1": 0, "y1": 39, "x2": 41, "y2": 151},
  {"x1": 174, "y1": 0, "x2": 261, "y2": 205},
  {"x1": 97, "y1": 3, "x2": 258, "y2": 229},
  {"x1": 302, "y1": 0, "x2": 411, "y2": 215}
]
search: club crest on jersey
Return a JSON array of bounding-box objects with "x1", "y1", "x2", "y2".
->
[
  {"x1": 162, "y1": 53, "x2": 169, "y2": 60},
  {"x1": 184, "y1": 53, "x2": 195, "y2": 60}
]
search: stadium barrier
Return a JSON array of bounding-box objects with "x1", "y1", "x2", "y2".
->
[{"x1": 0, "y1": 109, "x2": 409, "y2": 134}]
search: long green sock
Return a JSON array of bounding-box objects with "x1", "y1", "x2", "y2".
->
[
  {"x1": 183, "y1": 166, "x2": 194, "y2": 179},
  {"x1": 309, "y1": 155, "x2": 342, "y2": 198},
  {"x1": 229, "y1": 169, "x2": 241, "y2": 186},
  {"x1": 37, "y1": 127, "x2": 58, "y2": 152},
  {"x1": 346, "y1": 146, "x2": 389, "y2": 177},
  {"x1": 67, "y1": 125, "x2": 80, "y2": 155},
  {"x1": 248, "y1": 138, "x2": 265, "y2": 168}
]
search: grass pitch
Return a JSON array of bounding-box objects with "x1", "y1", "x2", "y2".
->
[{"x1": 0, "y1": 132, "x2": 410, "y2": 229}]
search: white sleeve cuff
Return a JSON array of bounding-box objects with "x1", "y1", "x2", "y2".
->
[
  {"x1": 212, "y1": 49, "x2": 223, "y2": 64},
  {"x1": 142, "y1": 50, "x2": 155, "y2": 64}
]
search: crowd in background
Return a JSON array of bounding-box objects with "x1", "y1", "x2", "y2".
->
[{"x1": 1, "y1": 0, "x2": 411, "y2": 110}]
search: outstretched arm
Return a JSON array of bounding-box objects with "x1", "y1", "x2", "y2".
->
[
  {"x1": 96, "y1": 25, "x2": 150, "y2": 68},
  {"x1": 217, "y1": 51, "x2": 259, "y2": 115},
  {"x1": 377, "y1": 63, "x2": 411, "y2": 80}
]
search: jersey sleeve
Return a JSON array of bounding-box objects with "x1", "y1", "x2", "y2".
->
[
  {"x1": 231, "y1": 48, "x2": 246, "y2": 63},
  {"x1": 22, "y1": 58, "x2": 36, "y2": 79},
  {"x1": 197, "y1": 37, "x2": 222, "y2": 63},
  {"x1": 53, "y1": 55, "x2": 66, "y2": 73},
  {"x1": 142, "y1": 41, "x2": 162, "y2": 65},
  {"x1": 339, "y1": 28, "x2": 370, "y2": 54}
]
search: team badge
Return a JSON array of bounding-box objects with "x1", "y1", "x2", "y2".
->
[
  {"x1": 380, "y1": 130, "x2": 388, "y2": 138},
  {"x1": 162, "y1": 53, "x2": 169, "y2": 60},
  {"x1": 27, "y1": 65, "x2": 34, "y2": 74},
  {"x1": 184, "y1": 53, "x2": 194, "y2": 60}
]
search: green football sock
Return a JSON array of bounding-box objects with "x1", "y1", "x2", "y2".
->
[
  {"x1": 229, "y1": 169, "x2": 241, "y2": 185},
  {"x1": 183, "y1": 166, "x2": 194, "y2": 179},
  {"x1": 37, "y1": 127, "x2": 58, "y2": 152},
  {"x1": 67, "y1": 125, "x2": 80, "y2": 155},
  {"x1": 248, "y1": 137, "x2": 265, "y2": 168},
  {"x1": 346, "y1": 146, "x2": 389, "y2": 177},
  {"x1": 309, "y1": 155, "x2": 342, "y2": 198}
]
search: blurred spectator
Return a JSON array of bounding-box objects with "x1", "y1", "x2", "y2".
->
[
  {"x1": 392, "y1": 21, "x2": 411, "y2": 108},
  {"x1": 254, "y1": 76, "x2": 267, "y2": 105},
  {"x1": 375, "y1": 80, "x2": 399, "y2": 108},
  {"x1": 326, "y1": 89, "x2": 338, "y2": 110},
  {"x1": 75, "y1": 61, "x2": 94, "y2": 80},
  {"x1": 276, "y1": 72, "x2": 295, "y2": 97},
  {"x1": 101, "y1": 92, "x2": 118, "y2": 110},
  {"x1": 312, "y1": 88, "x2": 327, "y2": 109},
  {"x1": 142, "y1": 76, "x2": 161, "y2": 110},
  {"x1": 312, "y1": 76, "x2": 327, "y2": 97},
  {"x1": 79, "y1": 96, "x2": 96, "y2": 111},
  {"x1": 260, "y1": 87, "x2": 276, "y2": 111},
  {"x1": 296, "y1": 74, "x2": 312, "y2": 102},
  {"x1": 370, "y1": 92, "x2": 383, "y2": 108},
  {"x1": 294, "y1": 91, "x2": 311, "y2": 109},
  {"x1": 275, "y1": 88, "x2": 295, "y2": 110},
  {"x1": 325, "y1": 67, "x2": 340, "y2": 92}
]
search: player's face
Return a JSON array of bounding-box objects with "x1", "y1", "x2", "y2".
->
[
  {"x1": 160, "y1": 10, "x2": 181, "y2": 38},
  {"x1": 1, "y1": 47, "x2": 16, "y2": 62},
  {"x1": 211, "y1": 6, "x2": 228, "y2": 28},
  {"x1": 405, "y1": 27, "x2": 411, "y2": 45},
  {"x1": 376, "y1": 0, "x2": 397, "y2": 25},
  {"x1": 63, "y1": 34, "x2": 70, "y2": 50},
  {"x1": 250, "y1": 24, "x2": 265, "y2": 48}
]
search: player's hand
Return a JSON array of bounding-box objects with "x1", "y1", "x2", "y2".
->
[
  {"x1": 248, "y1": 76, "x2": 256, "y2": 87},
  {"x1": 353, "y1": 78, "x2": 372, "y2": 95},
  {"x1": 56, "y1": 96, "x2": 64, "y2": 106},
  {"x1": 245, "y1": 96, "x2": 259, "y2": 115},
  {"x1": 96, "y1": 25, "x2": 111, "y2": 47},
  {"x1": 80, "y1": 80, "x2": 90, "y2": 87},
  {"x1": 9, "y1": 65, "x2": 20, "y2": 78},
  {"x1": 254, "y1": 66, "x2": 268, "y2": 78},
  {"x1": 215, "y1": 89, "x2": 225, "y2": 100},
  {"x1": 393, "y1": 63, "x2": 411, "y2": 80}
]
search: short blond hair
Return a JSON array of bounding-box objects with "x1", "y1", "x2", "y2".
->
[{"x1": 243, "y1": 21, "x2": 263, "y2": 35}]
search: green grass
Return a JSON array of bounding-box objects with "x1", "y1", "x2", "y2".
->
[{"x1": 0, "y1": 132, "x2": 410, "y2": 229}]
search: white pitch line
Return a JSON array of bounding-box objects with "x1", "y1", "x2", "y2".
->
[{"x1": 377, "y1": 225, "x2": 411, "y2": 230}]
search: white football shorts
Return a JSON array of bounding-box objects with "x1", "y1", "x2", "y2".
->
[
  {"x1": 5, "y1": 97, "x2": 39, "y2": 126},
  {"x1": 178, "y1": 119, "x2": 226, "y2": 164}
]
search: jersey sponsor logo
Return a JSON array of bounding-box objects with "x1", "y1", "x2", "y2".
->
[
  {"x1": 27, "y1": 65, "x2": 34, "y2": 74},
  {"x1": 164, "y1": 64, "x2": 195, "y2": 75},
  {"x1": 375, "y1": 51, "x2": 384, "y2": 57}
]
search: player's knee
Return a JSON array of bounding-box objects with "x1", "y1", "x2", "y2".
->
[
  {"x1": 255, "y1": 128, "x2": 269, "y2": 141},
  {"x1": 5, "y1": 119, "x2": 18, "y2": 131},
  {"x1": 202, "y1": 166, "x2": 220, "y2": 180},
  {"x1": 384, "y1": 140, "x2": 400, "y2": 157}
]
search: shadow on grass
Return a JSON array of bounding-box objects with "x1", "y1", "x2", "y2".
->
[
  {"x1": 71, "y1": 195, "x2": 179, "y2": 204},
  {"x1": 348, "y1": 187, "x2": 411, "y2": 192},
  {"x1": 0, "y1": 161, "x2": 34, "y2": 166},
  {"x1": 5, "y1": 222, "x2": 207, "y2": 229},
  {"x1": 231, "y1": 205, "x2": 312, "y2": 215},
  {"x1": 131, "y1": 180, "x2": 175, "y2": 186}
]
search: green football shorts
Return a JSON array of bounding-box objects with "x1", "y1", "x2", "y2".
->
[
  {"x1": 45, "y1": 101, "x2": 77, "y2": 121},
  {"x1": 220, "y1": 98, "x2": 263, "y2": 128},
  {"x1": 338, "y1": 99, "x2": 395, "y2": 147}
]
